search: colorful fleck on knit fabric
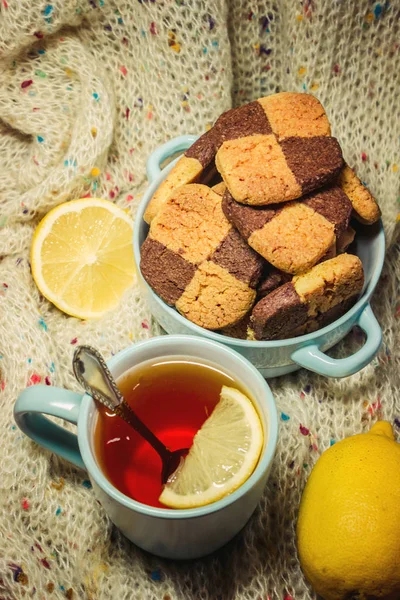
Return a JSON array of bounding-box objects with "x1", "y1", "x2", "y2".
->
[{"x1": 0, "y1": 1, "x2": 399, "y2": 598}]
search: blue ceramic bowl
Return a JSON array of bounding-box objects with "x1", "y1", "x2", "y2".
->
[{"x1": 133, "y1": 135, "x2": 385, "y2": 378}]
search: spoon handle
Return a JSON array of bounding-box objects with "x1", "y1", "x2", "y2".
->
[
  {"x1": 115, "y1": 401, "x2": 171, "y2": 461},
  {"x1": 72, "y1": 345, "x2": 172, "y2": 463}
]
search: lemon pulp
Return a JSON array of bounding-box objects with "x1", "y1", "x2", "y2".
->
[
  {"x1": 159, "y1": 386, "x2": 263, "y2": 509},
  {"x1": 31, "y1": 198, "x2": 135, "y2": 319}
]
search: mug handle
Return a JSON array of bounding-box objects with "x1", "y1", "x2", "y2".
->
[
  {"x1": 290, "y1": 304, "x2": 382, "y2": 378},
  {"x1": 14, "y1": 385, "x2": 85, "y2": 469},
  {"x1": 146, "y1": 135, "x2": 198, "y2": 183}
]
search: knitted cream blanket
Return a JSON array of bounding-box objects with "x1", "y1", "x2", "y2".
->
[{"x1": 0, "y1": 1, "x2": 399, "y2": 598}]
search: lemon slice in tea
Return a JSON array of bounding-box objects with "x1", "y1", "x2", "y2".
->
[
  {"x1": 159, "y1": 385, "x2": 263, "y2": 509},
  {"x1": 31, "y1": 198, "x2": 135, "y2": 319}
]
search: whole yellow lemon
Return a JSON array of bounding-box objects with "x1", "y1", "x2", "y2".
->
[{"x1": 297, "y1": 421, "x2": 400, "y2": 600}]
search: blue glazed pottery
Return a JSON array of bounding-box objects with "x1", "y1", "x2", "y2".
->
[
  {"x1": 14, "y1": 335, "x2": 278, "y2": 559},
  {"x1": 133, "y1": 135, "x2": 385, "y2": 379}
]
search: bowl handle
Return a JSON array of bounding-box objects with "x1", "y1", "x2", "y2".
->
[
  {"x1": 146, "y1": 135, "x2": 198, "y2": 183},
  {"x1": 290, "y1": 304, "x2": 382, "y2": 378}
]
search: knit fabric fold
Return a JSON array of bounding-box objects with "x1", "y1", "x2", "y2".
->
[{"x1": 0, "y1": 1, "x2": 399, "y2": 597}]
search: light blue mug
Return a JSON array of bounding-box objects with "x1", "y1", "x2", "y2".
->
[{"x1": 14, "y1": 335, "x2": 278, "y2": 559}]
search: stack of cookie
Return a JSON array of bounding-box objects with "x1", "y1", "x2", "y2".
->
[{"x1": 140, "y1": 93, "x2": 381, "y2": 341}]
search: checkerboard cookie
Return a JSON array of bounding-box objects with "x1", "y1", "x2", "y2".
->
[
  {"x1": 187, "y1": 92, "x2": 331, "y2": 172},
  {"x1": 216, "y1": 135, "x2": 343, "y2": 206},
  {"x1": 144, "y1": 93, "x2": 332, "y2": 222},
  {"x1": 338, "y1": 165, "x2": 381, "y2": 224},
  {"x1": 222, "y1": 185, "x2": 352, "y2": 274},
  {"x1": 140, "y1": 184, "x2": 264, "y2": 329},
  {"x1": 249, "y1": 254, "x2": 364, "y2": 340}
]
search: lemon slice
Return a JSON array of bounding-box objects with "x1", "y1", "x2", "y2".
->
[
  {"x1": 159, "y1": 386, "x2": 263, "y2": 509},
  {"x1": 31, "y1": 198, "x2": 135, "y2": 319}
]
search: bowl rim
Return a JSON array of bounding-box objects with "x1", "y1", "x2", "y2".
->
[{"x1": 133, "y1": 156, "x2": 385, "y2": 349}]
